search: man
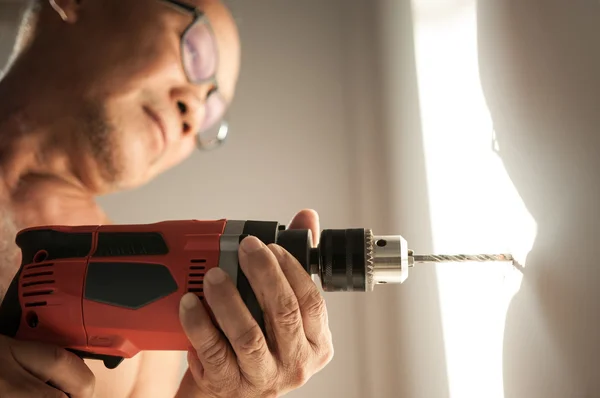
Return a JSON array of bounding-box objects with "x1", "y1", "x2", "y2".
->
[{"x1": 0, "y1": 0, "x2": 334, "y2": 397}]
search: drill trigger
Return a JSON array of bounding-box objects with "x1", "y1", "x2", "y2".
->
[{"x1": 67, "y1": 348, "x2": 125, "y2": 369}]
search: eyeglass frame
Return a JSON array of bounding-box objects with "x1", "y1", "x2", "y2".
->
[{"x1": 158, "y1": 0, "x2": 230, "y2": 151}]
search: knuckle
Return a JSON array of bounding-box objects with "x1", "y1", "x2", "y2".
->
[
  {"x1": 234, "y1": 324, "x2": 267, "y2": 357},
  {"x1": 281, "y1": 349, "x2": 312, "y2": 386},
  {"x1": 275, "y1": 294, "x2": 302, "y2": 328},
  {"x1": 288, "y1": 365, "x2": 312, "y2": 389},
  {"x1": 51, "y1": 346, "x2": 71, "y2": 368},
  {"x1": 319, "y1": 341, "x2": 335, "y2": 368},
  {"x1": 301, "y1": 290, "x2": 327, "y2": 319},
  {"x1": 312, "y1": 329, "x2": 334, "y2": 363},
  {"x1": 198, "y1": 333, "x2": 229, "y2": 367}
]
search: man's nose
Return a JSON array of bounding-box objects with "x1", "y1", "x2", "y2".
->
[{"x1": 171, "y1": 88, "x2": 204, "y2": 137}]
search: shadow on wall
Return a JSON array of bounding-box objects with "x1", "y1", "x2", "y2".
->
[{"x1": 477, "y1": 1, "x2": 600, "y2": 396}]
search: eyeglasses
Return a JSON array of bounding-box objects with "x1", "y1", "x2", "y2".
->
[{"x1": 159, "y1": 0, "x2": 229, "y2": 150}]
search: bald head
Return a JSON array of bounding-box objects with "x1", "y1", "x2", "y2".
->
[{"x1": 4, "y1": 0, "x2": 240, "y2": 193}]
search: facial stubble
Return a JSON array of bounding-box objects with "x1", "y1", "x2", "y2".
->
[{"x1": 80, "y1": 101, "x2": 126, "y2": 188}]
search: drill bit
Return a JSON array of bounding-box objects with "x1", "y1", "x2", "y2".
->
[{"x1": 408, "y1": 250, "x2": 514, "y2": 265}]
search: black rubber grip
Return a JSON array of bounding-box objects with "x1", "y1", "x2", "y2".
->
[
  {"x1": 16, "y1": 229, "x2": 93, "y2": 264},
  {"x1": 276, "y1": 229, "x2": 312, "y2": 273},
  {"x1": 84, "y1": 262, "x2": 178, "y2": 309},
  {"x1": 93, "y1": 232, "x2": 169, "y2": 257},
  {"x1": 0, "y1": 266, "x2": 22, "y2": 337}
]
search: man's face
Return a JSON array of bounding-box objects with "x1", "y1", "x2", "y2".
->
[{"x1": 32, "y1": 0, "x2": 240, "y2": 191}]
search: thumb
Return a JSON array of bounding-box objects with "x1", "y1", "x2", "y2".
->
[{"x1": 287, "y1": 209, "x2": 320, "y2": 245}]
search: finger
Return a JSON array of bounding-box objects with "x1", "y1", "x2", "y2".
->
[
  {"x1": 238, "y1": 236, "x2": 307, "y2": 363},
  {"x1": 269, "y1": 244, "x2": 331, "y2": 348},
  {"x1": 10, "y1": 340, "x2": 94, "y2": 398},
  {"x1": 179, "y1": 292, "x2": 240, "y2": 385},
  {"x1": 201, "y1": 268, "x2": 277, "y2": 384},
  {"x1": 287, "y1": 209, "x2": 320, "y2": 244},
  {"x1": 4, "y1": 369, "x2": 68, "y2": 398}
]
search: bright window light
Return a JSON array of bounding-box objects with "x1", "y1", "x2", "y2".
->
[{"x1": 410, "y1": 1, "x2": 537, "y2": 397}]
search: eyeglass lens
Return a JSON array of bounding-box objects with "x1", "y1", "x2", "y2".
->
[
  {"x1": 182, "y1": 18, "x2": 227, "y2": 138},
  {"x1": 182, "y1": 21, "x2": 218, "y2": 83}
]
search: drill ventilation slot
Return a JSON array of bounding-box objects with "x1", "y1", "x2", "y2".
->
[
  {"x1": 22, "y1": 271, "x2": 53, "y2": 278},
  {"x1": 20, "y1": 262, "x2": 55, "y2": 306},
  {"x1": 24, "y1": 301, "x2": 48, "y2": 307},
  {"x1": 22, "y1": 280, "x2": 54, "y2": 287},
  {"x1": 23, "y1": 289, "x2": 54, "y2": 297},
  {"x1": 187, "y1": 259, "x2": 206, "y2": 298},
  {"x1": 25, "y1": 263, "x2": 54, "y2": 270}
]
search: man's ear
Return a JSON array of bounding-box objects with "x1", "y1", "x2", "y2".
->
[{"x1": 49, "y1": 0, "x2": 82, "y2": 23}]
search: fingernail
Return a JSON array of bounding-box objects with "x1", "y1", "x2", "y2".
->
[
  {"x1": 205, "y1": 267, "x2": 227, "y2": 285},
  {"x1": 240, "y1": 236, "x2": 264, "y2": 253},
  {"x1": 181, "y1": 292, "x2": 199, "y2": 310}
]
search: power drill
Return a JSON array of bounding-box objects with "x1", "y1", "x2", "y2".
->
[{"x1": 0, "y1": 219, "x2": 413, "y2": 370}]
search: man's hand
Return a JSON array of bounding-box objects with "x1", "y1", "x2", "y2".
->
[
  {"x1": 177, "y1": 209, "x2": 333, "y2": 397},
  {"x1": 0, "y1": 335, "x2": 95, "y2": 397}
]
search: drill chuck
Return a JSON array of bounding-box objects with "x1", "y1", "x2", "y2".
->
[{"x1": 277, "y1": 227, "x2": 410, "y2": 292}]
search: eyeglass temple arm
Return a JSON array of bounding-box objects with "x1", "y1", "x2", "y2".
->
[{"x1": 159, "y1": 0, "x2": 200, "y2": 15}]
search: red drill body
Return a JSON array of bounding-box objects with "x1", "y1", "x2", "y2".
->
[
  {"x1": 0, "y1": 218, "x2": 408, "y2": 369},
  {"x1": 17, "y1": 220, "x2": 225, "y2": 356}
]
